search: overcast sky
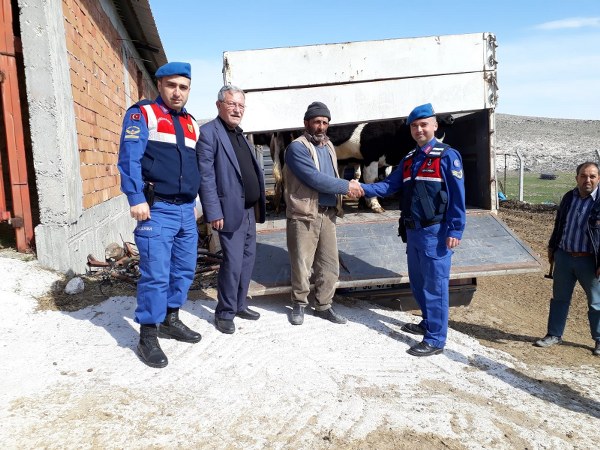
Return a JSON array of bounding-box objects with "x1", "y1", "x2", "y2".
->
[{"x1": 149, "y1": 0, "x2": 600, "y2": 121}]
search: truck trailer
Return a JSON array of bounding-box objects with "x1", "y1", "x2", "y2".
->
[{"x1": 220, "y1": 32, "x2": 541, "y2": 308}]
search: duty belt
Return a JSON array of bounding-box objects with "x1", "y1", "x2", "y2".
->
[
  {"x1": 404, "y1": 217, "x2": 441, "y2": 229},
  {"x1": 155, "y1": 195, "x2": 190, "y2": 205}
]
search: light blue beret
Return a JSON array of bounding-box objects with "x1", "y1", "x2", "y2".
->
[
  {"x1": 407, "y1": 103, "x2": 435, "y2": 125},
  {"x1": 155, "y1": 62, "x2": 191, "y2": 80}
]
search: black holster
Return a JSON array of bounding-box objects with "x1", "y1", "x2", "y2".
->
[
  {"x1": 398, "y1": 217, "x2": 407, "y2": 243},
  {"x1": 143, "y1": 182, "x2": 155, "y2": 207}
]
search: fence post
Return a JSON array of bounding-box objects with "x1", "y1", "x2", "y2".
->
[
  {"x1": 504, "y1": 154, "x2": 507, "y2": 195},
  {"x1": 516, "y1": 150, "x2": 524, "y2": 202}
]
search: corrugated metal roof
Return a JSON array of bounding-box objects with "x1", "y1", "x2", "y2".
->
[{"x1": 112, "y1": 0, "x2": 167, "y2": 78}]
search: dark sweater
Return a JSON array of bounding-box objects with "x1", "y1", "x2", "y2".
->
[{"x1": 220, "y1": 118, "x2": 260, "y2": 208}]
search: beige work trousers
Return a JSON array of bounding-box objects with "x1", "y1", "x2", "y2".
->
[{"x1": 286, "y1": 209, "x2": 339, "y2": 311}]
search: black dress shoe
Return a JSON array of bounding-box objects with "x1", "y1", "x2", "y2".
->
[
  {"x1": 594, "y1": 340, "x2": 600, "y2": 356},
  {"x1": 407, "y1": 341, "x2": 443, "y2": 357},
  {"x1": 314, "y1": 307, "x2": 347, "y2": 324},
  {"x1": 215, "y1": 317, "x2": 235, "y2": 334},
  {"x1": 401, "y1": 322, "x2": 425, "y2": 336},
  {"x1": 159, "y1": 308, "x2": 202, "y2": 343},
  {"x1": 236, "y1": 307, "x2": 260, "y2": 320}
]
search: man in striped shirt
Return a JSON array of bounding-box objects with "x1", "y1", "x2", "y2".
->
[{"x1": 535, "y1": 162, "x2": 600, "y2": 356}]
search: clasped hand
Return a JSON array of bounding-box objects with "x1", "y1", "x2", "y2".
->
[{"x1": 347, "y1": 179, "x2": 364, "y2": 198}]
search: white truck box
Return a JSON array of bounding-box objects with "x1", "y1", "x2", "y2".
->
[
  {"x1": 224, "y1": 33, "x2": 498, "y2": 132},
  {"x1": 222, "y1": 33, "x2": 540, "y2": 305}
]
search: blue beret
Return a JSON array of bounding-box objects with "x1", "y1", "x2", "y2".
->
[
  {"x1": 155, "y1": 62, "x2": 191, "y2": 80},
  {"x1": 407, "y1": 103, "x2": 435, "y2": 125}
]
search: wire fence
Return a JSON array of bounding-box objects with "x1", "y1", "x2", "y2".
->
[{"x1": 495, "y1": 152, "x2": 600, "y2": 205}]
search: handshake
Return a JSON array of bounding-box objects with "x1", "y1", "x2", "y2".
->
[{"x1": 347, "y1": 179, "x2": 365, "y2": 198}]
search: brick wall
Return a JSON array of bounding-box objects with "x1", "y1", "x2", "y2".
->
[{"x1": 62, "y1": 0, "x2": 151, "y2": 209}]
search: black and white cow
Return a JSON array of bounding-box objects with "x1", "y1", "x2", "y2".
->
[
  {"x1": 263, "y1": 115, "x2": 454, "y2": 213},
  {"x1": 328, "y1": 119, "x2": 412, "y2": 212}
]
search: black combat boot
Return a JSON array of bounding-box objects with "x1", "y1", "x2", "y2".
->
[
  {"x1": 159, "y1": 308, "x2": 202, "y2": 343},
  {"x1": 138, "y1": 324, "x2": 168, "y2": 368}
]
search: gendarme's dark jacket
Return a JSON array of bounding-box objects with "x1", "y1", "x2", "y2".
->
[
  {"x1": 400, "y1": 142, "x2": 450, "y2": 225},
  {"x1": 118, "y1": 97, "x2": 200, "y2": 206},
  {"x1": 549, "y1": 188, "x2": 600, "y2": 270}
]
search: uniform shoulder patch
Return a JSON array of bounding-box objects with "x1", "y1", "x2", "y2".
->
[
  {"x1": 124, "y1": 125, "x2": 141, "y2": 140},
  {"x1": 451, "y1": 169, "x2": 463, "y2": 179},
  {"x1": 130, "y1": 113, "x2": 141, "y2": 121}
]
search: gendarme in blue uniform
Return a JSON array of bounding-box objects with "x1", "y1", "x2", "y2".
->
[
  {"x1": 362, "y1": 116, "x2": 466, "y2": 350},
  {"x1": 118, "y1": 90, "x2": 200, "y2": 326}
]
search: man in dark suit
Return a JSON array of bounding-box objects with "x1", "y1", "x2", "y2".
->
[{"x1": 197, "y1": 85, "x2": 266, "y2": 334}]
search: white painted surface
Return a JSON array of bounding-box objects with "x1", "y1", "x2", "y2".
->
[
  {"x1": 240, "y1": 72, "x2": 493, "y2": 132},
  {"x1": 225, "y1": 33, "x2": 495, "y2": 90},
  {"x1": 224, "y1": 33, "x2": 497, "y2": 132}
]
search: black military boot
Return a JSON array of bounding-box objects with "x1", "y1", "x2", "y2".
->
[
  {"x1": 138, "y1": 324, "x2": 168, "y2": 368},
  {"x1": 159, "y1": 308, "x2": 202, "y2": 343}
]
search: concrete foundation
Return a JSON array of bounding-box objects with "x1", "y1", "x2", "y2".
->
[{"x1": 35, "y1": 196, "x2": 135, "y2": 274}]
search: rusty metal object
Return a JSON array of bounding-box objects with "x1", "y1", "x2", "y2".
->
[
  {"x1": 87, "y1": 241, "x2": 141, "y2": 285},
  {"x1": 87, "y1": 254, "x2": 110, "y2": 268},
  {"x1": 87, "y1": 235, "x2": 222, "y2": 289}
]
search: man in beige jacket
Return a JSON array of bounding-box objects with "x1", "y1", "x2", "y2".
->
[{"x1": 283, "y1": 102, "x2": 363, "y2": 325}]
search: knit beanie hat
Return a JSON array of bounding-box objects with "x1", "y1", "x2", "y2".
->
[{"x1": 304, "y1": 101, "x2": 331, "y2": 121}]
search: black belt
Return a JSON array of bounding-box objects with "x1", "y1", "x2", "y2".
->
[
  {"x1": 155, "y1": 196, "x2": 190, "y2": 205},
  {"x1": 318, "y1": 205, "x2": 334, "y2": 213},
  {"x1": 404, "y1": 218, "x2": 441, "y2": 229}
]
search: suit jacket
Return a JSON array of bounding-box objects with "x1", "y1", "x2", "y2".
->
[{"x1": 197, "y1": 117, "x2": 266, "y2": 233}]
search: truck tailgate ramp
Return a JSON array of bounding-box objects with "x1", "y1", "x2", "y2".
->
[{"x1": 248, "y1": 211, "x2": 542, "y2": 296}]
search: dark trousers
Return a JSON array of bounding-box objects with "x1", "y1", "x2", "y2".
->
[
  {"x1": 548, "y1": 248, "x2": 600, "y2": 341},
  {"x1": 215, "y1": 207, "x2": 257, "y2": 320}
]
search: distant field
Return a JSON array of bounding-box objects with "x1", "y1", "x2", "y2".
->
[{"x1": 497, "y1": 171, "x2": 575, "y2": 205}]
